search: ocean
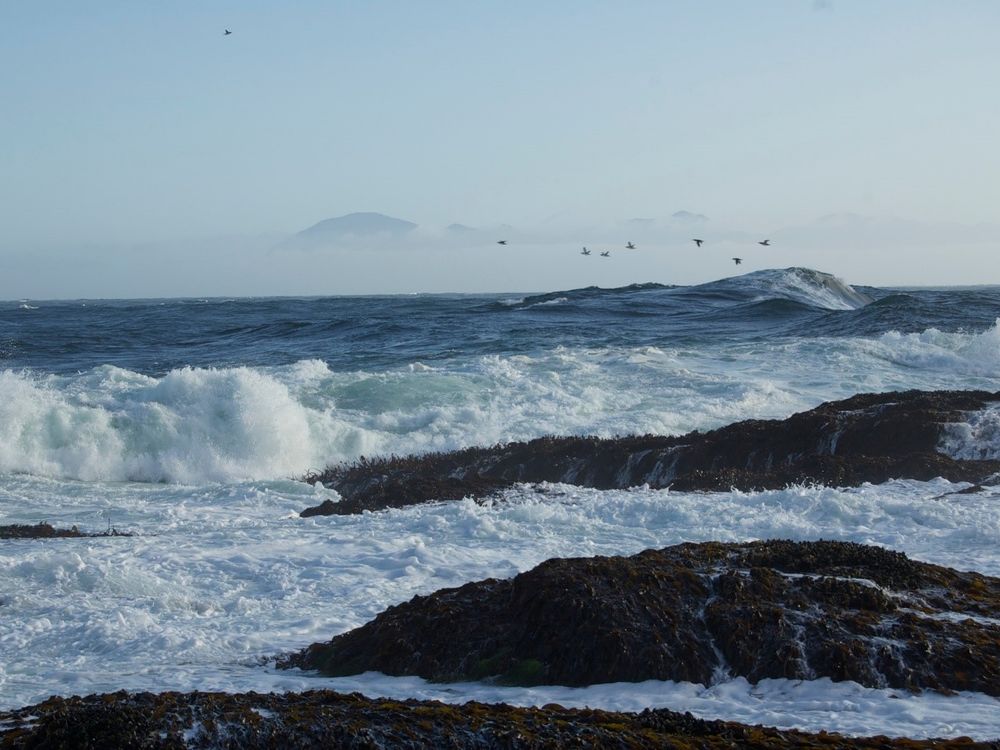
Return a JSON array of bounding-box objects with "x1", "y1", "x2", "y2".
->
[{"x1": 2, "y1": 267, "x2": 999, "y2": 739}]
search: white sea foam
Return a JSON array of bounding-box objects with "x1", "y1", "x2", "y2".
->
[
  {"x1": 1, "y1": 322, "x2": 999, "y2": 485},
  {"x1": 1, "y1": 477, "x2": 999, "y2": 738},
  {"x1": 940, "y1": 403, "x2": 1000, "y2": 461}
]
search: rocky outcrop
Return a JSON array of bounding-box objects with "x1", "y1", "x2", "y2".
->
[
  {"x1": 280, "y1": 540, "x2": 1000, "y2": 695},
  {"x1": 301, "y1": 389, "x2": 1000, "y2": 515},
  {"x1": 1, "y1": 689, "x2": 995, "y2": 749}
]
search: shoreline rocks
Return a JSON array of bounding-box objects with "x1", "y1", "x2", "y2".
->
[
  {"x1": 0, "y1": 689, "x2": 995, "y2": 749},
  {"x1": 280, "y1": 540, "x2": 1000, "y2": 696},
  {"x1": 300, "y1": 389, "x2": 1000, "y2": 516}
]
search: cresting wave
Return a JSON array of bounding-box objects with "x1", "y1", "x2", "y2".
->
[
  {"x1": 2, "y1": 320, "x2": 1000, "y2": 485},
  {"x1": 507, "y1": 268, "x2": 873, "y2": 312}
]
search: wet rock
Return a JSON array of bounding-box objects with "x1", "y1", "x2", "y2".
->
[
  {"x1": 0, "y1": 523, "x2": 83, "y2": 539},
  {"x1": 0, "y1": 523, "x2": 131, "y2": 539},
  {"x1": 300, "y1": 389, "x2": 1000, "y2": 515},
  {"x1": 280, "y1": 540, "x2": 1000, "y2": 696},
  {"x1": 0, "y1": 688, "x2": 994, "y2": 749}
]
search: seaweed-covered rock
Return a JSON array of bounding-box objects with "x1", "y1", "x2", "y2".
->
[
  {"x1": 301, "y1": 389, "x2": 1000, "y2": 515},
  {"x1": 0, "y1": 523, "x2": 131, "y2": 539},
  {"x1": 281, "y1": 540, "x2": 1000, "y2": 695},
  {"x1": 0, "y1": 689, "x2": 994, "y2": 749}
]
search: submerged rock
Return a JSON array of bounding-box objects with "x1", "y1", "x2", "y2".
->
[
  {"x1": 0, "y1": 689, "x2": 994, "y2": 749},
  {"x1": 300, "y1": 389, "x2": 1000, "y2": 516},
  {"x1": 281, "y1": 540, "x2": 1000, "y2": 696}
]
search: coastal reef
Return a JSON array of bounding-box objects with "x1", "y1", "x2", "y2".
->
[
  {"x1": 280, "y1": 540, "x2": 1000, "y2": 695},
  {"x1": 300, "y1": 389, "x2": 1000, "y2": 516},
  {"x1": 1, "y1": 689, "x2": 996, "y2": 749}
]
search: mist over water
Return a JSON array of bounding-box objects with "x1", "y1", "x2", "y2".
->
[{"x1": 2, "y1": 268, "x2": 1000, "y2": 737}]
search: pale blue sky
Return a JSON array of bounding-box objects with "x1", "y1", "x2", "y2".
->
[{"x1": 2, "y1": 1, "x2": 999, "y2": 296}]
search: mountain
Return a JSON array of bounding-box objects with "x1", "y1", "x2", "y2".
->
[
  {"x1": 671, "y1": 210, "x2": 709, "y2": 223},
  {"x1": 296, "y1": 212, "x2": 418, "y2": 242}
]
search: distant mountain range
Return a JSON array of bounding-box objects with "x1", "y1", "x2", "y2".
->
[{"x1": 291, "y1": 210, "x2": 724, "y2": 246}]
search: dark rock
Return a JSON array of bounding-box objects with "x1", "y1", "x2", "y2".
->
[
  {"x1": 0, "y1": 523, "x2": 132, "y2": 539},
  {"x1": 280, "y1": 540, "x2": 1000, "y2": 696},
  {"x1": 0, "y1": 523, "x2": 84, "y2": 539},
  {"x1": 300, "y1": 389, "x2": 1000, "y2": 516},
  {"x1": 0, "y1": 689, "x2": 995, "y2": 749}
]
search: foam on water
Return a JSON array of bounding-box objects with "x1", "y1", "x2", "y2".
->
[
  {"x1": 941, "y1": 404, "x2": 1000, "y2": 461},
  {"x1": 1, "y1": 321, "x2": 1000, "y2": 484},
  {"x1": 2, "y1": 477, "x2": 1000, "y2": 738}
]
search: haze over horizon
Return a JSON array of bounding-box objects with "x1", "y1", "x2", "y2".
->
[{"x1": 2, "y1": 1, "x2": 998, "y2": 298}]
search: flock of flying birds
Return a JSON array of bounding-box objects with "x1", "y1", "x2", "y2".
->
[
  {"x1": 224, "y1": 28, "x2": 772, "y2": 269},
  {"x1": 496, "y1": 238, "x2": 772, "y2": 265}
]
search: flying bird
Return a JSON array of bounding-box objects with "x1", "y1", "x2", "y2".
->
[
  {"x1": 224, "y1": 29, "x2": 232, "y2": 35},
  {"x1": 692, "y1": 239, "x2": 703, "y2": 247},
  {"x1": 600, "y1": 251, "x2": 610, "y2": 257},
  {"x1": 497, "y1": 240, "x2": 507, "y2": 245},
  {"x1": 625, "y1": 242, "x2": 635, "y2": 249},
  {"x1": 758, "y1": 239, "x2": 770, "y2": 246},
  {"x1": 732, "y1": 257, "x2": 742, "y2": 265},
  {"x1": 581, "y1": 247, "x2": 591, "y2": 256}
]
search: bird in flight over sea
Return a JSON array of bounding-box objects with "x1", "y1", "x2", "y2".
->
[
  {"x1": 625, "y1": 242, "x2": 635, "y2": 249},
  {"x1": 224, "y1": 29, "x2": 232, "y2": 35},
  {"x1": 758, "y1": 239, "x2": 770, "y2": 246},
  {"x1": 497, "y1": 240, "x2": 507, "y2": 245},
  {"x1": 600, "y1": 251, "x2": 611, "y2": 257},
  {"x1": 692, "y1": 239, "x2": 703, "y2": 247},
  {"x1": 732, "y1": 257, "x2": 742, "y2": 265},
  {"x1": 581, "y1": 247, "x2": 591, "y2": 256}
]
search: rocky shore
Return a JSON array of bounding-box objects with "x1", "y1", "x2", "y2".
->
[
  {"x1": 280, "y1": 540, "x2": 1000, "y2": 695},
  {"x1": 300, "y1": 389, "x2": 1000, "y2": 516},
  {"x1": 1, "y1": 689, "x2": 996, "y2": 749}
]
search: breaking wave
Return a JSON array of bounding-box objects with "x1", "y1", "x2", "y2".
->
[{"x1": 1, "y1": 318, "x2": 999, "y2": 485}]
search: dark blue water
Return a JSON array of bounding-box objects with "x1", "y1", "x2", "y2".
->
[{"x1": 2, "y1": 268, "x2": 998, "y2": 376}]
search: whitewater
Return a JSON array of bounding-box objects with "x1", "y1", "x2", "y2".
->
[{"x1": 2, "y1": 268, "x2": 1000, "y2": 739}]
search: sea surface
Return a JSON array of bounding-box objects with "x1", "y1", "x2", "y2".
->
[{"x1": 2, "y1": 267, "x2": 1000, "y2": 739}]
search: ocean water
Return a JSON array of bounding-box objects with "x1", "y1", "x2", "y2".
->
[{"x1": 2, "y1": 267, "x2": 1000, "y2": 739}]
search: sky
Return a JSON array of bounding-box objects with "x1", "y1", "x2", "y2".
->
[{"x1": 1, "y1": 1, "x2": 998, "y2": 297}]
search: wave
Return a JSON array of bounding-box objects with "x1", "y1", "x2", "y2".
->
[
  {"x1": 501, "y1": 269, "x2": 872, "y2": 315},
  {"x1": 688, "y1": 267, "x2": 874, "y2": 311},
  {"x1": 2, "y1": 320, "x2": 1000, "y2": 486}
]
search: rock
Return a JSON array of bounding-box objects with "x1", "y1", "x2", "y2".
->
[
  {"x1": 0, "y1": 523, "x2": 131, "y2": 539},
  {"x1": 0, "y1": 523, "x2": 85, "y2": 539},
  {"x1": 0, "y1": 689, "x2": 994, "y2": 749},
  {"x1": 280, "y1": 540, "x2": 1000, "y2": 695},
  {"x1": 300, "y1": 389, "x2": 1000, "y2": 516}
]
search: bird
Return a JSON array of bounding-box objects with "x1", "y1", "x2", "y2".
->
[
  {"x1": 497, "y1": 240, "x2": 507, "y2": 245},
  {"x1": 581, "y1": 247, "x2": 591, "y2": 256},
  {"x1": 625, "y1": 241, "x2": 636, "y2": 249},
  {"x1": 600, "y1": 251, "x2": 611, "y2": 257},
  {"x1": 224, "y1": 29, "x2": 232, "y2": 35},
  {"x1": 758, "y1": 239, "x2": 770, "y2": 246},
  {"x1": 692, "y1": 239, "x2": 703, "y2": 247},
  {"x1": 732, "y1": 257, "x2": 742, "y2": 265}
]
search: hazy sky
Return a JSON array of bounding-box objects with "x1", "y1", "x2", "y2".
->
[{"x1": 2, "y1": 1, "x2": 998, "y2": 297}]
